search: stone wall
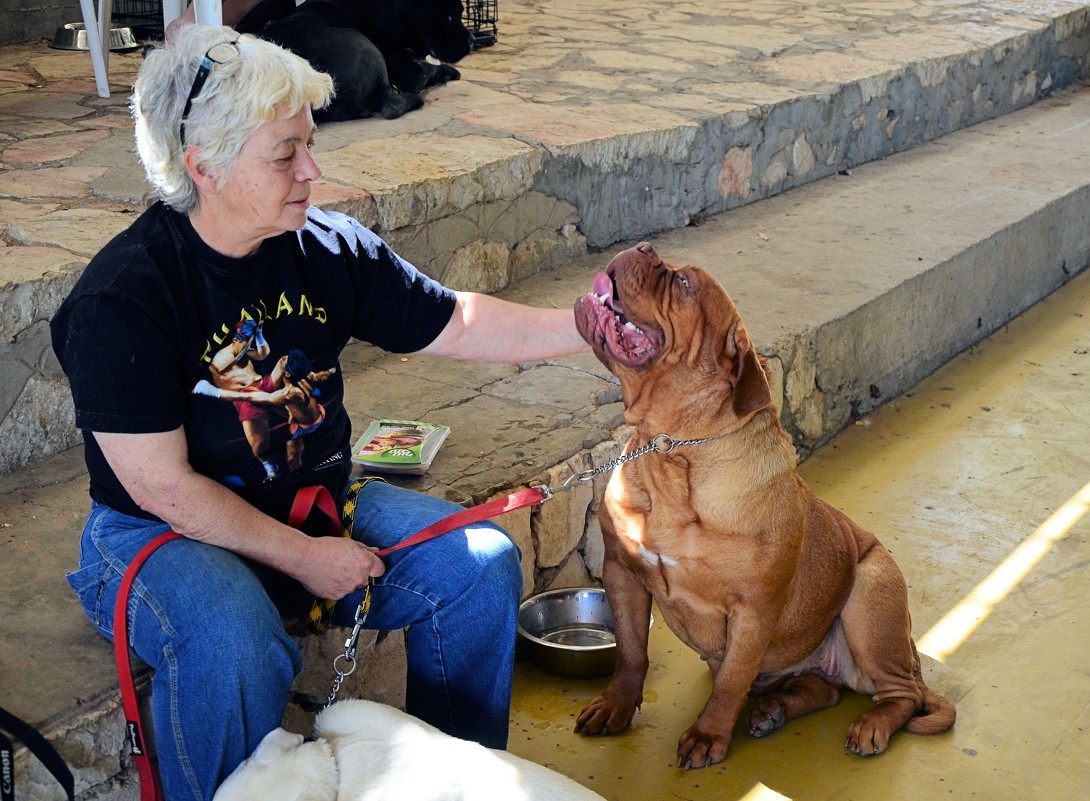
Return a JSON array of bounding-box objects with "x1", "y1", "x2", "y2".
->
[
  {"x1": 0, "y1": 257, "x2": 84, "y2": 472},
  {"x1": 1, "y1": 0, "x2": 83, "y2": 46},
  {"x1": 532, "y1": 17, "x2": 1090, "y2": 250}
]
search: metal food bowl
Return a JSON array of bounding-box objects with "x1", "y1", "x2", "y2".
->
[
  {"x1": 517, "y1": 587, "x2": 652, "y2": 679},
  {"x1": 50, "y1": 23, "x2": 140, "y2": 52}
]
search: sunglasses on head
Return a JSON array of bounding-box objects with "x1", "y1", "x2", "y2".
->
[{"x1": 179, "y1": 40, "x2": 240, "y2": 147}]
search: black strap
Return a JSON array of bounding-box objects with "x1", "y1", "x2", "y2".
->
[{"x1": 0, "y1": 706, "x2": 75, "y2": 801}]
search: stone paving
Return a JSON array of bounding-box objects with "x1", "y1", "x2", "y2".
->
[{"x1": 3, "y1": 1, "x2": 1090, "y2": 798}]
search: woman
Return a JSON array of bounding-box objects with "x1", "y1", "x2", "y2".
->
[{"x1": 50, "y1": 25, "x2": 587, "y2": 801}]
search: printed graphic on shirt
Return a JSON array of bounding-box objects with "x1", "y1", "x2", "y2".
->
[
  {"x1": 190, "y1": 314, "x2": 339, "y2": 487},
  {"x1": 301, "y1": 206, "x2": 385, "y2": 261}
]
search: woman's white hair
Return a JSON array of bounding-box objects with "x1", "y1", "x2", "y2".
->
[{"x1": 133, "y1": 25, "x2": 334, "y2": 214}]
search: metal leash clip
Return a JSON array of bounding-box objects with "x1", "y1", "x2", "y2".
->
[
  {"x1": 325, "y1": 575, "x2": 373, "y2": 708},
  {"x1": 530, "y1": 468, "x2": 597, "y2": 502}
]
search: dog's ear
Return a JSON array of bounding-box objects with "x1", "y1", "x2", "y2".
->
[
  {"x1": 733, "y1": 347, "x2": 772, "y2": 417},
  {"x1": 212, "y1": 729, "x2": 337, "y2": 801},
  {"x1": 726, "y1": 322, "x2": 772, "y2": 418}
]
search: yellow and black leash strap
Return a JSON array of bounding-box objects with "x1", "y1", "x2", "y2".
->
[{"x1": 304, "y1": 475, "x2": 384, "y2": 636}]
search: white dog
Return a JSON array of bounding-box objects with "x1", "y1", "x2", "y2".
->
[{"x1": 213, "y1": 698, "x2": 606, "y2": 801}]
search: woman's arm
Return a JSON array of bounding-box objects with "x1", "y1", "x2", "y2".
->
[
  {"x1": 94, "y1": 427, "x2": 384, "y2": 597},
  {"x1": 419, "y1": 292, "x2": 590, "y2": 362}
]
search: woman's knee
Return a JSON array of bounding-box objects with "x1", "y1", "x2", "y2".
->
[{"x1": 464, "y1": 522, "x2": 523, "y2": 599}]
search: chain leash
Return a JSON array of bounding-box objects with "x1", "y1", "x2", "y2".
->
[
  {"x1": 325, "y1": 576, "x2": 372, "y2": 708},
  {"x1": 532, "y1": 431, "x2": 726, "y2": 500}
]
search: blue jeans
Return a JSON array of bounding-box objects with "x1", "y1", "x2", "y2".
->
[{"x1": 66, "y1": 480, "x2": 522, "y2": 801}]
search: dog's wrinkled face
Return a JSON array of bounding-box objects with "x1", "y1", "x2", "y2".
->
[
  {"x1": 574, "y1": 242, "x2": 771, "y2": 424},
  {"x1": 574, "y1": 241, "x2": 740, "y2": 372},
  {"x1": 574, "y1": 249, "x2": 666, "y2": 369}
]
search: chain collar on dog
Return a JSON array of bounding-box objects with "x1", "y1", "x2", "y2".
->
[{"x1": 533, "y1": 431, "x2": 727, "y2": 500}]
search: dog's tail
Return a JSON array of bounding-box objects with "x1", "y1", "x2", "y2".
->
[
  {"x1": 904, "y1": 687, "x2": 956, "y2": 735},
  {"x1": 904, "y1": 649, "x2": 956, "y2": 735}
]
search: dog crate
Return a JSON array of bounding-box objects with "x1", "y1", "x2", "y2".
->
[
  {"x1": 111, "y1": 0, "x2": 164, "y2": 39},
  {"x1": 463, "y1": 0, "x2": 498, "y2": 48}
]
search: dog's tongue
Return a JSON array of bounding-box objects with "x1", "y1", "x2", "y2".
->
[{"x1": 592, "y1": 272, "x2": 612, "y2": 299}]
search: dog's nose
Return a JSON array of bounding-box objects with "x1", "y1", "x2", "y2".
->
[{"x1": 636, "y1": 241, "x2": 656, "y2": 255}]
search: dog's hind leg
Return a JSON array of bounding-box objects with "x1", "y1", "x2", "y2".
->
[
  {"x1": 747, "y1": 672, "x2": 841, "y2": 737},
  {"x1": 838, "y1": 541, "x2": 931, "y2": 755}
]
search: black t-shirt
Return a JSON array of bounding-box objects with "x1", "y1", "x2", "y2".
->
[
  {"x1": 51, "y1": 202, "x2": 456, "y2": 524},
  {"x1": 235, "y1": 0, "x2": 297, "y2": 34}
]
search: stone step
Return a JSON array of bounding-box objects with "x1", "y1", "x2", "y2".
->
[
  {"x1": 503, "y1": 82, "x2": 1090, "y2": 459},
  {"x1": 2, "y1": 1, "x2": 1089, "y2": 474},
  {"x1": 5, "y1": 78, "x2": 1090, "y2": 799}
]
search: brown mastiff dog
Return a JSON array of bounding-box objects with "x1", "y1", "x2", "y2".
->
[{"x1": 572, "y1": 242, "x2": 955, "y2": 769}]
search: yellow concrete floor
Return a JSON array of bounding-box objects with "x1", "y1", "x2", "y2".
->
[{"x1": 508, "y1": 269, "x2": 1090, "y2": 801}]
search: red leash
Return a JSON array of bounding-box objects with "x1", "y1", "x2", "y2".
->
[
  {"x1": 113, "y1": 530, "x2": 182, "y2": 801},
  {"x1": 287, "y1": 482, "x2": 547, "y2": 557},
  {"x1": 113, "y1": 483, "x2": 547, "y2": 800},
  {"x1": 374, "y1": 486, "x2": 546, "y2": 556}
]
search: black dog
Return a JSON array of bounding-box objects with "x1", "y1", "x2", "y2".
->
[{"x1": 262, "y1": 0, "x2": 474, "y2": 121}]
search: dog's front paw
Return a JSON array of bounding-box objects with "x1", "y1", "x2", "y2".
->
[
  {"x1": 575, "y1": 693, "x2": 638, "y2": 736},
  {"x1": 677, "y1": 723, "x2": 730, "y2": 769}
]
